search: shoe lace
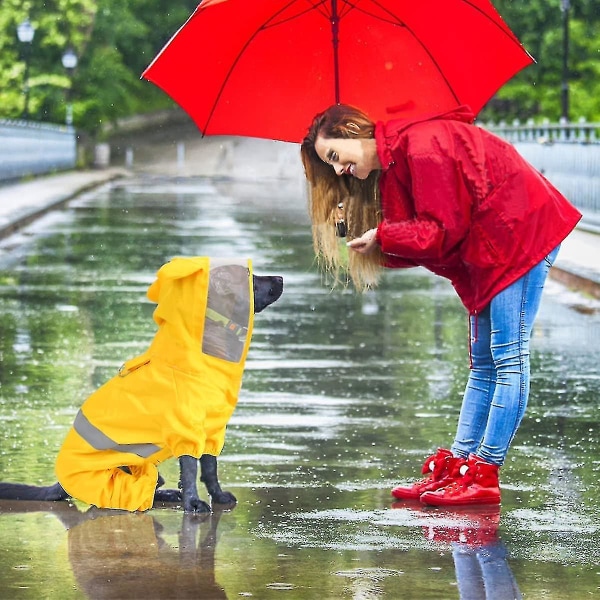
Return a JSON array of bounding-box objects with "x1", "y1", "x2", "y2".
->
[{"x1": 440, "y1": 462, "x2": 473, "y2": 494}]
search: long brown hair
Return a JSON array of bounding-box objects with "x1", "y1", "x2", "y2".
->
[{"x1": 301, "y1": 104, "x2": 383, "y2": 290}]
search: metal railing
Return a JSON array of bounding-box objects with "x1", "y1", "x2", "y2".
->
[
  {"x1": 484, "y1": 120, "x2": 600, "y2": 233},
  {"x1": 1, "y1": 116, "x2": 599, "y2": 233},
  {"x1": 0, "y1": 119, "x2": 76, "y2": 182},
  {"x1": 485, "y1": 118, "x2": 600, "y2": 145}
]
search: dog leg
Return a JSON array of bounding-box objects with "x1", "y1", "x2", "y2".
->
[
  {"x1": 179, "y1": 455, "x2": 211, "y2": 513},
  {"x1": 153, "y1": 488, "x2": 183, "y2": 503},
  {"x1": 0, "y1": 482, "x2": 68, "y2": 501},
  {"x1": 200, "y1": 454, "x2": 237, "y2": 505},
  {"x1": 153, "y1": 470, "x2": 183, "y2": 504}
]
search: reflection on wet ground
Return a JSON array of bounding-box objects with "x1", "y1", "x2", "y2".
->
[{"x1": 0, "y1": 175, "x2": 600, "y2": 598}]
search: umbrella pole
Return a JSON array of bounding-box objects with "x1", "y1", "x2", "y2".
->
[{"x1": 331, "y1": 0, "x2": 340, "y2": 104}]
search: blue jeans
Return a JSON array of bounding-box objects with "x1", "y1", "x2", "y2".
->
[
  {"x1": 451, "y1": 245, "x2": 560, "y2": 466},
  {"x1": 453, "y1": 541, "x2": 522, "y2": 600}
]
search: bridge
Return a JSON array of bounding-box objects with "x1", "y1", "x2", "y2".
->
[
  {"x1": 2, "y1": 117, "x2": 599, "y2": 232},
  {"x1": 487, "y1": 119, "x2": 600, "y2": 233}
]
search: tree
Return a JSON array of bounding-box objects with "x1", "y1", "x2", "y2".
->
[
  {"x1": 480, "y1": 0, "x2": 600, "y2": 122},
  {"x1": 0, "y1": 0, "x2": 97, "y2": 121},
  {"x1": 0, "y1": 0, "x2": 197, "y2": 134},
  {"x1": 1, "y1": 0, "x2": 599, "y2": 134}
]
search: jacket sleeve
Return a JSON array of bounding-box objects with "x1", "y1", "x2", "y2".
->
[
  {"x1": 377, "y1": 142, "x2": 471, "y2": 261},
  {"x1": 378, "y1": 215, "x2": 446, "y2": 260},
  {"x1": 382, "y1": 253, "x2": 418, "y2": 269}
]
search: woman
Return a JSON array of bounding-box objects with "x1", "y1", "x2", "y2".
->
[{"x1": 300, "y1": 104, "x2": 581, "y2": 506}]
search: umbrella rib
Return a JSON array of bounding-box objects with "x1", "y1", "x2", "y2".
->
[
  {"x1": 202, "y1": 0, "x2": 326, "y2": 134},
  {"x1": 462, "y1": 0, "x2": 534, "y2": 59},
  {"x1": 291, "y1": 0, "x2": 331, "y2": 23},
  {"x1": 338, "y1": 0, "x2": 532, "y2": 107},
  {"x1": 262, "y1": 0, "x2": 330, "y2": 29},
  {"x1": 346, "y1": 0, "x2": 467, "y2": 105}
]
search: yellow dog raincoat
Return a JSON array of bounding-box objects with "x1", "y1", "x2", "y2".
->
[{"x1": 56, "y1": 257, "x2": 254, "y2": 511}]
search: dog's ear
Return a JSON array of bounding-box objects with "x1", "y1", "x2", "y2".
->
[{"x1": 148, "y1": 257, "x2": 207, "y2": 303}]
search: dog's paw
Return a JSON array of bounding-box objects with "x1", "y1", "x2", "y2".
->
[
  {"x1": 211, "y1": 490, "x2": 237, "y2": 505},
  {"x1": 183, "y1": 495, "x2": 211, "y2": 513}
]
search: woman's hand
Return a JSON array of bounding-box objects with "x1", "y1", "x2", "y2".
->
[{"x1": 346, "y1": 228, "x2": 378, "y2": 254}]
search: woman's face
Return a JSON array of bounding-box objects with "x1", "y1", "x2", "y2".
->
[{"x1": 314, "y1": 135, "x2": 378, "y2": 180}]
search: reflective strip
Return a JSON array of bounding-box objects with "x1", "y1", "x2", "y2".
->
[{"x1": 73, "y1": 410, "x2": 161, "y2": 459}]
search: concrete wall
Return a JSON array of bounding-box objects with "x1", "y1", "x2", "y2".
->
[{"x1": 0, "y1": 120, "x2": 76, "y2": 182}]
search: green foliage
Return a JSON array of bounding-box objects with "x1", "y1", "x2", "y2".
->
[
  {"x1": 0, "y1": 0, "x2": 599, "y2": 134},
  {"x1": 480, "y1": 0, "x2": 600, "y2": 123},
  {"x1": 0, "y1": 0, "x2": 197, "y2": 135}
]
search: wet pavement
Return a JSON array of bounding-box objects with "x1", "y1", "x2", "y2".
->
[{"x1": 0, "y1": 166, "x2": 600, "y2": 599}]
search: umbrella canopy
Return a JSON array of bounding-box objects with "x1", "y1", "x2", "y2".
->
[{"x1": 142, "y1": 0, "x2": 533, "y2": 143}]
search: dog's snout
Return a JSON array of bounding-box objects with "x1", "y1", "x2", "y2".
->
[
  {"x1": 252, "y1": 274, "x2": 283, "y2": 313},
  {"x1": 270, "y1": 276, "x2": 284, "y2": 296}
]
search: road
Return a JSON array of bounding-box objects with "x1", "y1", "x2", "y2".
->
[{"x1": 0, "y1": 145, "x2": 599, "y2": 599}]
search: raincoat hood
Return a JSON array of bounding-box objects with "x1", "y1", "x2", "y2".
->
[
  {"x1": 145, "y1": 256, "x2": 254, "y2": 370},
  {"x1": 376, "y1": 105, "x2": 476, "y2": 170}
]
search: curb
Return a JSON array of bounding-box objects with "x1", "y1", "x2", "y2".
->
[
  {"x1": 550, "y1": 266, "x2": 600, "y2": 300},
  {"x1": 0, "y1": 171, "x2": 128, "y2": 242}
]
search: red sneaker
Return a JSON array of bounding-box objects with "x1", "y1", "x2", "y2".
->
[
  {"x1": 420, "y1": 455, "x2": 500, "y2": 506},
  {"x1": 391, "y1": 448, "x2": 466, "y2": 500}
]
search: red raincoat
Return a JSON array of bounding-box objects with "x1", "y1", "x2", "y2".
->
[{"x1": 374, "y1": 106, "x2": 581, "y2": 313}]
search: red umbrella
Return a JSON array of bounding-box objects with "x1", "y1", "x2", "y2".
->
[{"x1": 142, "y1": 0, "x2": 533, "y2": 143}]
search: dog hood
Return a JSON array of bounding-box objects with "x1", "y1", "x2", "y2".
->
[{"x1": 144, "y1": 256, "x2": 254, "y2": 369}]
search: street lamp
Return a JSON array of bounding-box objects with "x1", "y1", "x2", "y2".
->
[
  {"x1": 61, "y1": 47, "x2": 78, "y2": 126},
  {"x1": 16, "y1": 19, "x2": 35, "y2": 120},
  {"x1": 560, "y1": 0, "x2": 570, "y2": 122}
]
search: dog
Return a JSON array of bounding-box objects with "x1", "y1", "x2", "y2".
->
[{"x1": 0, "y1": 257, "x2": 283, "y2": 513}]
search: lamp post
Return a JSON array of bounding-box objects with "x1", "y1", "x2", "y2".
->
[
  {"x1": 61, "y1": 47, "x2": 78, "y2": 126},
  {"x1": 560, "y1": 0, "x2": 570, "y2": 122},
  {"x1": 16, "y1": 19, "x2": 35, "y2": 120}
]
